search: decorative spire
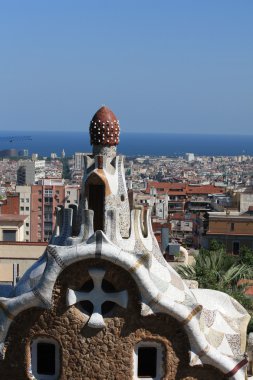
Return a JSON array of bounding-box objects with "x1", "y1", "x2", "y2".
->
[{"x1": 89, "y1": 106, "x2": 120, "y2": 146}]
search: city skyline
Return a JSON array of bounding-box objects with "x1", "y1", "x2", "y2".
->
[{"x1": 0, "y1": 1, "x2": 252, "y2": 134}]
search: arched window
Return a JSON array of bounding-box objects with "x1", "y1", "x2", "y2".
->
[
  {"x1": 133, "y1": 341, "x2": 164, "y2": 379},
  {"x1": 85, "y1": 174, "x2": 105, "y2": 231},
  {"x1": 30, "y1": 337, "x2": 60, "y2": 380}
]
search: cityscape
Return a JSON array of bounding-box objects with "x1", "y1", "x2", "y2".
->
[
  {"x1": 0, "y1": 110, "x2": 253, "y2": 379},
  {"x1": 1, "y1": 149, "x2": 253, "y2": 252}
]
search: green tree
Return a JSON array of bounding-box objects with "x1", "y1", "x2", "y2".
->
[
  {"x1": 177, "y1": 241, "x2": 253, "y2": 332},
  {"x1": 239, "y1": 246, "x2": 253, "y2": 266}
]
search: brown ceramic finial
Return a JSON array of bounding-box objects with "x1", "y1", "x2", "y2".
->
[{"x1": 89, "y1": 106, "x2": 120, "y2": 146}]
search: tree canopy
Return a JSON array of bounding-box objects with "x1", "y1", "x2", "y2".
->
[{"x1": 177, "y1": 240, "x2": 253, "y2": 332}]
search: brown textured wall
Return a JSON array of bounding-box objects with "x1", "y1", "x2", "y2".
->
[
  {"x1": 1, "y1": 193, "x2": 19, "y2": 215},
  {"x1": 0, "y1": 259, "x2": 225, "y2": 380},
  {"x1": 208, "y1": 219, "x2": 253, "y2": 234}
]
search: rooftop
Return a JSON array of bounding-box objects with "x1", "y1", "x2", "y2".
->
[{"x1": 0, "y1": 214, "x2": 28, "y2": 223}]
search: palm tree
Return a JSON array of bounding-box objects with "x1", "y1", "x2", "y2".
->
[{"x1": 176, "y1": 242, "x2": 253, "y2": 331}]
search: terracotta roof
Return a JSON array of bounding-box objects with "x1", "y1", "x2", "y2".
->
[
  {"x1": 245, "y1": 286, "x2": 253, "y2": 296},
  {"x1": 169, "y1": 213, "x2": 197, "y2": 221},
  {"x1": 237, "y1": 279, "x2": 253, "y2": 285},
  {"x1": 89, "y1": 106, "x2": 120, "y2": 146},
  {"x1": 187, "y1": 185, "x2": 225, "y2": 194},
  {"x1": 237, "y1": 279, "x2": 253, "y2": 296},
  {"x1": 146, "y1": 182, "x2": 225, "y2": 196},
  {"x1": 152, "y1": 222, "x2": 169, "y2": 230},
  {"x1": 147, "y1": 182, "x2": 187, "y2": 190}
]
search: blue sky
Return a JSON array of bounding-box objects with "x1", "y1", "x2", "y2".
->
[{"x1": 0, "y1": 1, "x2": 252, "y2": 134}]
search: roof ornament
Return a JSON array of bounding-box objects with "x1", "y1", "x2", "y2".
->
[
  {"x1": 66, "y1": 268, "x2": 128, "y2": 329},
  {"x1": 89, "y1": 106, "x2": 120, "y2": 146}
]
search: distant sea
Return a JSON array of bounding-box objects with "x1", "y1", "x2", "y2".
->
[{"x1": 1, "y1": 131, "x2": 253, "y2": 157}]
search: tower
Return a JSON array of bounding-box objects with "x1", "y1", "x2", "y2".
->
[{"x1": 83, "y1": 106, "x2": 130, "y2": 236}]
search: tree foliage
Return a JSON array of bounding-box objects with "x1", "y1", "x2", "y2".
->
[{"x1": 177, "y1": 240, "x2": 253, "y2": 332}]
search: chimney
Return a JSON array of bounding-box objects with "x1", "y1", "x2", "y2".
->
[{"x1": 161, "y1": 226, "x2": 169, "y2": 253}]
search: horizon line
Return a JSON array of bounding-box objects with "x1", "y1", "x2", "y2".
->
[{"x1": 1, "y1": 130, "x2": 253, "y2": 137}]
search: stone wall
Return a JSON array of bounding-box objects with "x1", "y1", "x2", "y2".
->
[{"x1": 0, "y1": 259, "x2": 225, "y2": 379}]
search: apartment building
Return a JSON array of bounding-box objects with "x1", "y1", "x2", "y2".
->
[
  {"x1": 17, "y1": 160, "x2": 46, "y2": 185},
  {"x1": 203, "y1": 209, "x2": 253, "y2": 254},
  {"x1": 16, "y1": 185, "x2": 31, "y2": 241},
  {"x1": 15, "y1": 182, "x2": 80, "y2": 242},
  {"x1": 74, "y1": 152, "x2": 89, "y2": 170},
  {"x1": 145, "y1": 181, "x2": 226, "y2": 215},
  {"x1": 169, "y1": 213, "x2": 198, "y2": 247},
  {"x1": 31, "y1": 183, "x2": 64, "y2": 242}
]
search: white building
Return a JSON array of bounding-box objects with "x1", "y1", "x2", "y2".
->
[
  {"x1": 64, "y1": 185, "x2": 80, "y2": 207},
  {"x1": 185, "y1": 153, "x2": 195, "y2": 162},
  {"x1": 0, "y1": 214, "x2": 28, "y2": 242},
  {"x1": 17, "y1": 160, "x2": 46, "y2": 185},
  {"x1": 16, "y1": 185, "x2": 31, "y2": 241},
  {"x1": 74, "y1": 152, "x2": 89, "y2": 170}
]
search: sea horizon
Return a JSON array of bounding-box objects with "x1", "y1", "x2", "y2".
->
[{"x1": 1, "y1": 130, "x2": 253, "y2": 157}]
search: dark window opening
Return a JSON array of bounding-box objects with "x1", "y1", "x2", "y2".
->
[
  {"x1": 79, "y1": 279, "x2": 94, "y2": 315},
  {"x1": 101, "y1": 301, "x2": 115, "y2": 314},
  {"x1": 101, "y1": 279, "x2": 116, "y2": 314},
  {"x1": 102, "y1": 278, "x2": 115, "y2": 292},
  {"x1": 231, "y1": 223, "x2": 235, "y2": 231},
  {"x1": 233, "y1": 241, "x2": 240, "y2": 255},
  {"x1": 78, "y1": 277, "x2": 117, "y2": 315},
  {"x1": 3, "y1": 230, "x2": 16, "y2": 242},
  {"x1": 79, "y1": 300, "x2": 94, "y2": 315},
  {"x1": 88, "y1": 184, "x2": 105, "y2": 231},
  {"x1": 138, "y1": 347, "x2": 157, "y2": 378},
  {"x1": 37, "y1": 342, "x2": 55, "y2": 375},
  {"x1": 81, "y1": 279, "x2": 94, "y2": 292}
]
